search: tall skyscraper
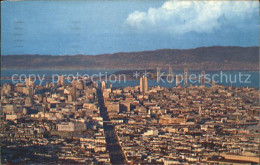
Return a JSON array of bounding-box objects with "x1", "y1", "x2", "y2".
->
[
  {"x1": 28, "y1": 86, "x2": 34, "y2": 97},
  {"x1": 25, "y1": 77, "x2": 34, "y2": 87},
  {"x1": 140, "y1": 75, "x2": 148, "y2": 93},
  {"x1": 200, "y1": 71, "x2": 206, "y2": 86},
  {"x1": 184, "y1": 68, "x2": 188, "y2": 86},
  {"x1": 101, "y1": 81, "x2": 106, "y2": 91},
  {"x1": 93, "y1": 81, "x2": 98, "y2": 88},
  {"x1": 176, "y1": 75, "x2": 181, "y2": 86},
  {"x1": 57, "y1": 75, "x2": 64, "y2": 86},
  {"x1": 45, "y1": 81, "x2": 50, "y2": 88},
  {"x1": 168, "y1": 66, "x2": 174, "y2": 82},
  {"x1": 211, "y1": 80, "x2": 216, "y2": 87},
  {"x1": 70, "y1": 85, "x2": 77, "y2": 101},
  {"x1": 156, "y1": 67, "x2": 161, "y2": 82}
]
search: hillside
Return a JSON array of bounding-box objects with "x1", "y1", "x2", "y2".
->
[{"x1": 1, "y1": 46, "x2": 259, "y2": 70}]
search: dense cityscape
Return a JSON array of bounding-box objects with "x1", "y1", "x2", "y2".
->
[
  {"x1": 0, "y1": 70, "x2": 259, "y2": 164},
  {"x1": 2, "y1": 0, "x2": 259, "y2": 164}
]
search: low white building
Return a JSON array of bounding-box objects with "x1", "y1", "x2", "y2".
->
[{"x1": 57, "y1": 122, "x2": 86, "y2": 132}]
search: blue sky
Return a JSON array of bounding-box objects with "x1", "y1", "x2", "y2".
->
[{"x1": 1, "y1": 0, "x2": 259, "y2": 55}]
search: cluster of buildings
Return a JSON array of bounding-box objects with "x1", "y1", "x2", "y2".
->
[
  {"x1": 0, "y1": 73, "x2": 259, "y2": 164},
  {"x1": 101, "y1": 77, "x2": 260, "y2": 164},
  {"x1": 0, "y1": 77, "x2": 110, "y2": 164}
]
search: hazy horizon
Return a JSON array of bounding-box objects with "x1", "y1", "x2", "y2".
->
[
  {"x1": 2, "y1": 45, "x2": 259, "y2": 56},
  {"x1": 1, "y1": 45, "x2": 259, "y2": 56}
]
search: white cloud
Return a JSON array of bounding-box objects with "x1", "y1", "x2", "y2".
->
[{"x1": 125, "y1": 0, "x2": 258, "y2": 34}]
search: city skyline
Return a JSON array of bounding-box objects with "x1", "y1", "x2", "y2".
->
[
  {"x1": 1, "y1": 1, "x2": 259, "y2": 164},
  {"x1": 1, "y1": 73, "x2": 259, "y2": 164}
]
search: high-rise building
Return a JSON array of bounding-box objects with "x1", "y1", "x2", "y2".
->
[
  {"x1": 140, "y1": 75, "x2": 148, "y2": 93},
  {"x1": 93, "y1": 81, "x2": 98, "y2": 88},
  {"x1": 57, "y1": 75, "x2": 64, "y2": 86},
  {"x1": 7, "y1": 84, "x2": 13, "y2": 93},
  {"x1": 45, "y1": 81, "x2": 50, "y2": 88},
  {"x1": 168, "y1": 66, "x2": 174, "y2": 82},
  {"x1": 25, "y1": 77, "x2": 34, "y2": 87},
  {"x1": 156, "y1": 67, "x2": 161, "y2": 82},
  {"x1": 77, "y1": 79, "x2": 84, "y2": 90},
  {"x1": 101, "y1": 81, "x2": 106, "y2": 91},
  {"x1": 28, "y1": 86, "x2": 33, "y2": 97},
  {"x1": 25, "y1": 96, "x2": 32, "y2": 107},
  {"x1": 70, "y1": 85, "x2": 77, "y2": 101},
  {"x1": 200, "y1": 71, "x2": 206, "y2": 86},
  {"x1": 211, "y1": 80, "x2": 216, "y2": 87},
  {"x1": 184, "y1": 68, "x2": 188, "y2": 86},
  {"x1": 176, "y1": 75, "x2": 181, "y2": 86}
]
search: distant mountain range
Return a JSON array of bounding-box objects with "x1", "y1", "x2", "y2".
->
[{"x1": 1, "y1": 46, "x2": 259, "y2": 70}]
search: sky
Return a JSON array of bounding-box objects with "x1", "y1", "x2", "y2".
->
[{"x1": 1, "y1": 0, "x2": 259, "y2": 55}]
